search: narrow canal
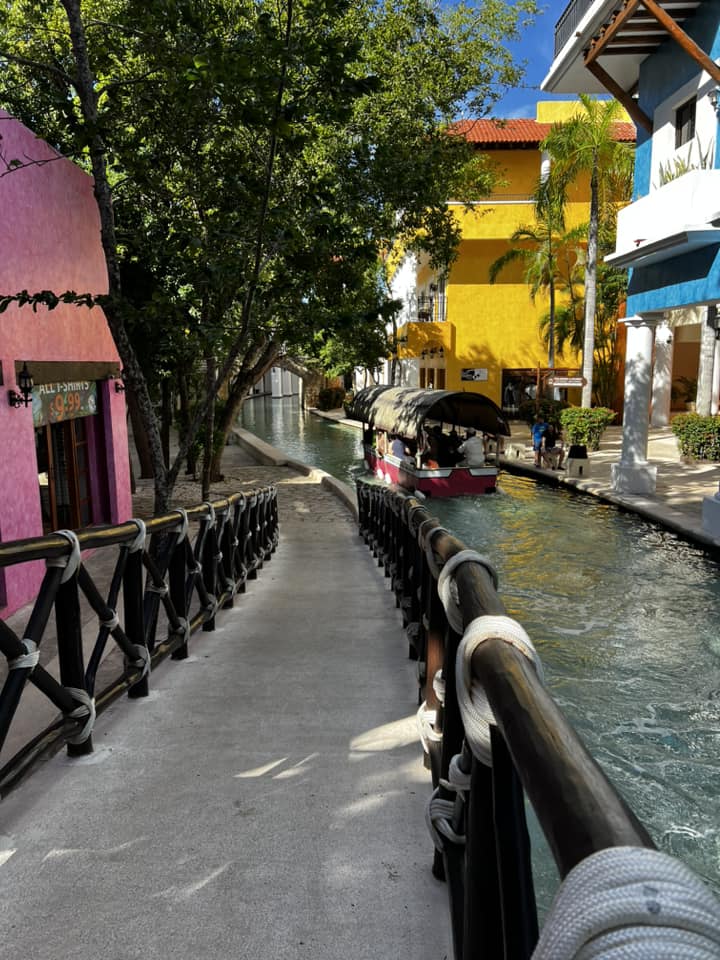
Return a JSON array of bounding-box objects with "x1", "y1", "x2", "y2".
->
[{"x1": 241, "y1": 396, "x2": 720, "y2": 900}]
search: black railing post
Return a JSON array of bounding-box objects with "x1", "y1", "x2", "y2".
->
[
  {"x1": 169, "y1": 530, "x2": 190, "y2": 660},
  {"x1": 124, "y1": 542, "x2": 148, "y2": 699},
  {"x1": 463, "y1": 756, "x2": 504, "y2": 960},
  {"x1": 202, "y1": 507, "x2": 218, "y2": 632},
  {"x1": 55, "y1": 566, "x2": 93, "y2": 757}
]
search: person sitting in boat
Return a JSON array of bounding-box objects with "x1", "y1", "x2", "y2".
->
[
  {"x1": 376, "y1": 431, "x2": 389, "y2": 456},
  {"x1": 390, "y1": 435, "x2": 407, "y2": 459},
  {"x1": 458, "y1": 429, "x2": 486, "y2": 466},
  {"x1": 420, "y1": 428, "x2": 440, "y2": 469}
]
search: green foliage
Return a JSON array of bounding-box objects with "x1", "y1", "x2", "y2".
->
[
  {"x1": 670, "y1": 414, "x2": 720, "y2": 461},
  {"x1": 674, "y1": 376, "x2": 698, "y2": 403},
  {"x1": 317, "y1": 386, "x2": 346, "y2": 411},
  {"x1": 518, "y1": 397, "x2": 566, "y2": 427},
  {"x1": 559, "y1": 406, "x2": 616, "y2": 450},
  {"x1": 656, "y1": 136, "x2": 713, "y2": 186}
]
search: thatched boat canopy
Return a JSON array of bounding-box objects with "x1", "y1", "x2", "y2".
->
[{"x1": 345, "y1": 386, "x2": 511, "y2": 439}]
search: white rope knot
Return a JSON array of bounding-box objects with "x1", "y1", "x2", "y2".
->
[
  {"x1": 420, "y1": 524, "x2": 449, "y2": 579},
  {"x1": 191, "y1": 561, "x2": 202, "y2": 576},
  {"x1": 203, "y1": 599, "x2": 218, "y2": 619},
  {"x1": 203, "y1": 501, "x2": 216, "y2": 526},
  {"x1": 126, "y1": 643, "x2": 150, "y2": 680},
  {"x1": 173, "y1": 617, "x2": 190, "y2": 643},
  {"x1": 416, "y1": 701, "x2": 442, "y2": 754},
  {"x1": 128, "y1": 518, "x2": 146, "y2": 553},
  {"x1": 437, "y1": 550, "x2": 499, "y2": 634},
  {"x1": 9, "y1": 639, "x2": 40, "y2": 671},
  {"x1": 100, "y1": 611, "x2": 119, "y2": 631},
  {"x1": 432, "y1": 669, "x2": 445, "y2": 706},
  {"x1": 173, "y1": 508, "x2": 189, "y2": 542},
  {"x1": 532, "y1": 846, "x2": 720, "y2": 959},
  {"x1": 65, "y1": 687, "x2": 96, "y2": 745},
  {"x1": 146, "y1": 581, "x2": 168, "y2": 597},
  {"x1": 425, "y1": 786, "x2": 465, "y2": 852},
  {"x1": 456, "y1": 615, "x2": 543, "y2": 766},
  {"x1": 214, "y1": 552, "x2": 223, "y2": 563},
  {"x1": 47, "y1": 530, "x2": 82, "y2": 582},
  {"x1": 232, "y1": 537, "x2": 239, "y2": 549},
  {"x1": 440, "y1": 753, "x2": 472, "y2": 795}
]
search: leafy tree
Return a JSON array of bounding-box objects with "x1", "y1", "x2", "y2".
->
[
  {"x1": 541, "y1": 95, "x2": 634, "y2": 407},
  {"x1": 0, "y1": 0, "x2": 538, "y2": 509}
]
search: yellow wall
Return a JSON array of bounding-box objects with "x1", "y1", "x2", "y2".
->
[{"x1": 432, "y1": 102, "x2": 587, "y2": 406}]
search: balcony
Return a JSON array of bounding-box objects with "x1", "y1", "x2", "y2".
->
[
  {"x1": 606, "y1": 169, "x2": 720, "y2": 269},
  {"x1": 409, "y1": 292, "x2": 447, "y2": 323},
  {"x1": 554, "y1": 0, "x2": 594, "y2": 56}
]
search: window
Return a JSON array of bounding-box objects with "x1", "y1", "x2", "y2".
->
[{"x1": 675, "y1": 97, "x2": 696, "y2": 149}]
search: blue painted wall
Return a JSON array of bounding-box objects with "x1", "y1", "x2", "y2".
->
[
  {"x1": 634, "y1": 0, "x2": 720, "y2": 200},
  {"x1": 626, "y1": 0, "x2": 720, "y2": 313}
]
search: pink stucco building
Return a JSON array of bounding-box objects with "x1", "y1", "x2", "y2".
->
[{"x1": 0, "y1": 111, "x2": 132, "y2": 614}]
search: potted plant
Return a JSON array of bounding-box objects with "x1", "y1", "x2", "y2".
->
[{"x1": 676, "y1": 376, "x2": 698, "y2": 412}]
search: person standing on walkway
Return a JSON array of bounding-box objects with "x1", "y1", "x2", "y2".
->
[{"x1": 531, "y1": 414, "x2": 548, "y2": 468}]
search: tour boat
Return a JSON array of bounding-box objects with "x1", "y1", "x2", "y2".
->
[{"x1": 346, "y1": 385, "x2": 511, "y2": 497}]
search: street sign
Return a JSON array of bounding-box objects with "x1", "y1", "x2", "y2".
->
[{"x1": 545, "y1": 376, "x2": 586, "y2": 387}]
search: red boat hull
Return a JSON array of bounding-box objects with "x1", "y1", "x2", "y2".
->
[{"x1": 365, "y1": 447, "x2": 498, "y2": 497}]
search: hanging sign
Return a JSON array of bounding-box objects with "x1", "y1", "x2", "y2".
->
[
  {"x1": 33, "y1": 381, "x2": 98, "y2": 427},
  {"x1": 545, "y1": 376, "x2": 586, "y2": 388},
  {"x1": 461, "y1": 368, "x2": 488, "y2": 382}
]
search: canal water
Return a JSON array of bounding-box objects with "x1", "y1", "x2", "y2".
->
[{"x1": 242, "y1": 396, "x2": 720, "y2": 902}]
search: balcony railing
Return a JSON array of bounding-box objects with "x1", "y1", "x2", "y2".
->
[
  {"x1": 409, "y1": 292, "x2": 447, "y2": 323},
  {"x1": 554, "y1": 0, "x2": 595, "y2": 55}
]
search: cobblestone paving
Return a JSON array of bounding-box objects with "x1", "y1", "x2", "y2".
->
[{"x1": 132, "y1": 463, "x2": 356, "y2": 527}]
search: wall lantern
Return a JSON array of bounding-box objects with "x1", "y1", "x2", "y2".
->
[
  {"x1": 8, "y1": 362, "x2": 33, "y2": 408},
  {"x1": 438, "y1": 346, "x2": 445, "y2": 358},
  {"x1": 114, "y1": 371, "x2": 126, "y2": 393},
  {"x1": 709, "y1": 86, "x2": 720, "y2": 117}
]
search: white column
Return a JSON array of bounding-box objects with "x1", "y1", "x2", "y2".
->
[
  {"x1": 611, "y1": 314, "x2": 661, "y2": 495},
  {"x1": 650, "y1": 322, "x2": 674, "y2": 427},
  {"x1": 697, "y1": 306, "x2": 717, "y2": 416},
  {"x1": 271, "y1": 367, "x2": 283, "y2": 398}
]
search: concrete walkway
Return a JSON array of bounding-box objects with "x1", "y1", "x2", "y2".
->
[{"x1": 0, "y1": 439, "x2": 451, "y2": 960}]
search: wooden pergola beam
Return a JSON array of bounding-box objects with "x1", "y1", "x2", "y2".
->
[
  {"x1": 586, "y1": 0, "x2": 641, "y2": 65},
  {"x1": 638, "y1": 0, "x2": 720, "y2": 84},
  {"x1": 586, "y1": 60, "x2": 653, "y2": 132}
]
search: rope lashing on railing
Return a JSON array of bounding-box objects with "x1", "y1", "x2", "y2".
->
[
  {"x1": 432, "y1": 669, "x2": 445, "y2": 705},
  {"x1": 9, "y1": 639, "x2": 40, "y2": 672},
  {"x1": 417, "y1": 521, "x2": 449, "y2": 579},
  {"x1": 416, "y1": 702, "x2": 442, "y2": 754},
  {"x1": 46, "y1": 529, "x2": 81, "y2": 582},
  {"x1": 173, "y1": 508, "x2": 189, "y2": 541},
  {"x1": 437, "y1": 550, "x2": 499, "y2": 634},
  {"x1": 100, "y1": 611, "x2": 120, "y2": 631},
  {"x1": 531, "y1": 846, "x2": 720, "y2": 959},
  {"x1": 203, "y1": 501, "x2": 216, "y2": 526},
  {"x1": 145, "y1": 581, "x2": 168, "y2": 597},
  {"x1": 172, "y1": 616, "x2": 190, "y2": 646},
  {"x1": 441, "y1": 753, "x2": 472, "y2": 795},
  {"x1": 426, "y1": 787, "x2": 465, "y2": 852},
  {"x1": 456, "y1": 615, "x2": 543, "y2": 766},
  {"x1": 64, "y1": 686, "x2": 96, "y2": 745},
  {"x1": 128, "y1": 518, "x2": 146, "y2": 553},
  {"x1": 125, "y1": 643, "x2": 150, "y2": 680}
]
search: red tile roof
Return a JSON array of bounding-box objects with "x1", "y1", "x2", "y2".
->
[{"x1": 451, "y1": 118, "x2": 636, "y2": 147}]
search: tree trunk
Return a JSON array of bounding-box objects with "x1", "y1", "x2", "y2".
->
[
  {"x1": 201, "y1": 353, "x2": 216, "y2": 501},
  {"x1": 126, "y1": 385, "x2": 154, "y2": 479},
  {"x1": 160, "y1": 378, "x2": 172, "y2": 467},
  {"x1": 60, "y1": 0, "x2": 171, "y2": 515},
  {"x1": 581, "y1": 158, "x2": 599, "y2": 408}
]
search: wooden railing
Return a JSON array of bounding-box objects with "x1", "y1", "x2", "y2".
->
[
  {"x1": 0, "y1": 487, "x2": 278, "y2": 796},
  {"x1": 357, "y1": 479, "x2": 720, "y2": 958}
]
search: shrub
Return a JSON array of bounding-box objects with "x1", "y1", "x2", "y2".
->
[
  {"x1": 671, "y1": 413, "x2": 720, "y2": 461},
  {"x1": 317, "y1": 386, "x2": 346, "y2": 411},
  {"x1": 518, "y1": 397, "x2": 567, "y2": 427},
  {"x1": 559, "y1": 407, "x2": 616, "y2": 450}
]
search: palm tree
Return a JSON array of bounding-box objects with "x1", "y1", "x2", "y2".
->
[
  {"x1": 489, "y1": 176, "x2": 573, "y2": 369},
  {"x1": 542, "y1": 95, "x2": 634, "y2": 407}
]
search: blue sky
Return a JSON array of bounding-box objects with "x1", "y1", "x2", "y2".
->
[{"x1": 493, "y1": 0, "x2": 576, "y2": 119}]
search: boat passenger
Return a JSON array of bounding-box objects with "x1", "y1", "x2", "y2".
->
[
  {"x1": 458, "y1": 430, "x2": 486, "y2": 466},
  {"x1": 376, "y1": 431, "x2": 389, "y2": 456},
  {"x1": 390, "y1": 435, "x2": 407, "y2": 459}
]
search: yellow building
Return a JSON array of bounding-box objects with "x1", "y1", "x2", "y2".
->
[{"x1": 394, "y1": 101, "x2": 635, "y2": 413}]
